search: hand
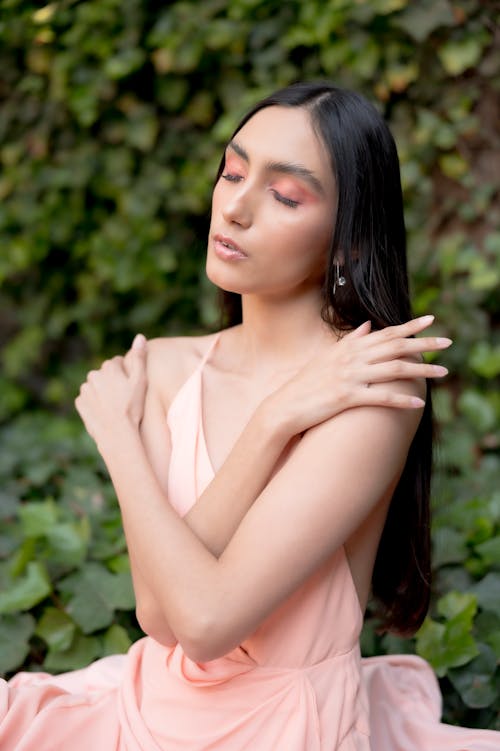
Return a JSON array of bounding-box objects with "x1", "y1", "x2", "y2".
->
[
  {"x1": 263, "y1": 315, "x2": 451, "y2": 437},
  {"x1": 75, "y1": 334, "x2": 148, "y2": 449}
]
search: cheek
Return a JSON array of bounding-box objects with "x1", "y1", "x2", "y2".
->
[
  {"x1": 284, "y1": 215, "x2": 333, "y2": 266},
  {"x1": 210, "y1": 176, "x2": 232, "y2": 213},
  {"x1": 310, "y1": 208, "x2": 335, "y2": 252}
]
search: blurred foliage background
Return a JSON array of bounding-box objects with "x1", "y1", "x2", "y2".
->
[{"x1": 0, "y1": 0, "x2": 499, "y2": 731}]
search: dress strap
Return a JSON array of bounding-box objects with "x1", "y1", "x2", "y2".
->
[{"x1": 196, "y1": 332, "x2": 221, "y2": 372}]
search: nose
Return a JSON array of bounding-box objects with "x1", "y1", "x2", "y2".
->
[{"x1": 222, "y1": 183, "x2": 253, "y2": 228}]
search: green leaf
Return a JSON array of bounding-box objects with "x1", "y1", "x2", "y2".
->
[
  {"x1": 469, "y1": 343, "x2": 500, "y2": 379},
  {"x1": 437, "y1": 591, "x2": 477, "y2": 621},
  {"x1": 458, "y1": 390, "x2": 498, "y2": 433},
  {"x1": 475, "y1": 536, "x2": 500, "y2": 568},
  {"x1": 439, "y1": 33, "x2": 490, "y2": 76},
  {"x1": 416, "y1": 592, "x2": 479, "y2": 677},
  {"x1": 0, "y1": 561, "x2": 51, "y2": 614},
  {"x1": 2, "y1": 325, "x2": 45, "y2": 379},
  {"x1": 485, "y1": 231, "x2": 500, "y2": 255},
  {"x1": 470, "y1": 573, "x2": 500, "y2": 617},
  {"x1": 438, "y1": 425, "x2": 476, "y2": 470},
  {"x1": 435, "y1": 494, "x2": 499, "y2": 534},
  {"x1": 432, "y1": 527, "x2": 468, "y2": 566},
  {"x1": 43, "y1": 631, "x2": 101, "y2": 672},
  {"x1": 474, "y1": 612, "x2": 500, "y2": 660},
  {"x1": 416, "y1": 618, "x2": 446, "y2": 673},
  {"x1": 469, "y1": 259, "x2": 499, "y2": 292},
  {"x1": 104, "y1": 49, "x2": 146, "y2": 79},
  {"x1": 448, "y1": 643, "x2": 499, "y2": 708},
  {"x1": 35, "y1": 606, "x2": 76, "y2": 651},
  {"x1": 102, "y1": 623, "x2": 132, "y2": 656},
  {"x1": 0, "y1": 491, "x2": 19, "y2": 521},
  {"x1": 439, "y1": 153, "x2": 468, "y2": 180},
  {"x1": 18, "y1": 499, "x2": 58, "y2": 537},
  {"x1": 374, "y1": 0, "x2": 407, "y2": 13},
  {"x1": 436, "y1": 232, "x2": 466, "y2": 276},
  {"x1": 467, "y1": 517, "x2": 495, "y2": 546},
  {"x1": 59, "y1": 562, "x2": 135, "y2": 633},
  {"x1": 107, "y1": 553, "x2": 131, "y2": 574},
  {"x1": 9, "y1": 538, "x2": 36, "y2": 578},
  {"x1": 46, "y1": 519, "x2": 90, "y2": 566},
  {"x1": 125, "y1": 107, "x2": 159, "y2": 151},
  {"x1": 0, "y1": 613, "x2": 36, "y2": 674},
  {"x1": 393, "y1": 0, "x2": 455, "y2": 42}
]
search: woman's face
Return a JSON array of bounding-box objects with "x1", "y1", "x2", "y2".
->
[{"x1": 207, "y1": 105, "x2": 337, "y2": 300}]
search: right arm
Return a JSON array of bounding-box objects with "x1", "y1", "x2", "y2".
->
[
  {"x1": 128, "y1": 317, "x2": 450, "y2": 643},
  {"x1": 134, "y1": 365, "x2": 292, "y2": 643}
]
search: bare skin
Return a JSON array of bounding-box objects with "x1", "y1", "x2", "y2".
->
[{"x1": 76, "y1": 106, "x2": 452, "y2": 660}]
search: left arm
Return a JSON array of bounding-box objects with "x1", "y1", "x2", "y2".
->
[
  {"x1": 108, "y1": 403, "x2": 419, "y2": 662},
  {"x1": 76, "y1": 342, "x2": 422, "y2": 662}
]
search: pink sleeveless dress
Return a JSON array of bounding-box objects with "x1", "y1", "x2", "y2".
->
[{"x1": 1, "y1": 334, "x2": 499, "y2": 750}]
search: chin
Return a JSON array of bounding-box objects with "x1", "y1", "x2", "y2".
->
[{"x1": 205, "y1": 256, "x2": 250, "y2": 296}]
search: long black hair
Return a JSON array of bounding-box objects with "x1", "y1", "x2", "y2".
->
[{"x1": 215, "y1": 82, "x2": 432, "y2": 635}]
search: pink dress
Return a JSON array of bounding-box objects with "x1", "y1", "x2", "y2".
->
[{"x1": 1, "y1": 335, "x2": 499, "y2": 750}]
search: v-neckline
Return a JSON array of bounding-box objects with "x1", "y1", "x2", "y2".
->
[{"x1": 197, "y1": 333, "x2": 221, "y2": 477}]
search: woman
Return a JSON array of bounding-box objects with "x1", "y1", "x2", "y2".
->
[{"x1": 1, "y1": 82, "x2": 498, "y2": 750}]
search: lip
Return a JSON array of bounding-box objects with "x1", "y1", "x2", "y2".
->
[{"x1": 213, "y1": 234, "x2": 248, "y2": 260}]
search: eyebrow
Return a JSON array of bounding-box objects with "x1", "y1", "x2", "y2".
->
[{"x1": 227, "y1": 139, "x2": 326, "y2": 197}]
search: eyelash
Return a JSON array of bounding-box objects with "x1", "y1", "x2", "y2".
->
[
  {"x1": 221, "y1": 173, "x2": 242, "y2": 183},
  {"x1": 221, "y1": 173, "x2": 300, "y2": 209},
  {"x1": 271, "y1": 190, "x2": 299, "y2": 209}
]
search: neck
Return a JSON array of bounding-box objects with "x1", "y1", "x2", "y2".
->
[{"x1": 230, "y1": 286, "x2": 332, "y2": 373}]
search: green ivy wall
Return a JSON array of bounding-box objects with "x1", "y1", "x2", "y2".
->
[{"x1": 0, "y1": 0, "x2": 499, "y2": 730}]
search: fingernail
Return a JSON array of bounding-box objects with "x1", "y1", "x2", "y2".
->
[
  {"x1": 419, "y1": 315, "x2": 434, "y2": 324},
  {"x1": 133, "y1": 333, "x2": 146, "y2": 349},
  {"x1": 436, "y1": 337, "x2": 452, "y2": 346},
  {"x1": 433, "y1": 365, "x2": 448, "y2": 376},
  {"x1": 411, "y1": 397, "x2": 425, "y2": 407}
]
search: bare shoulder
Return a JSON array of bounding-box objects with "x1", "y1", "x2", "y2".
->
[
  {"x1": 300, "y1": 368, "x2": 428, "y2": 480},
  {"x1": 146, "y1": 332, "x2": 220, "y2": 407}
]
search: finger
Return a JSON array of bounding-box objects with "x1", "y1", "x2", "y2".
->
[
  {"x1": 399, "y1": 335, "x2": 452, "y2": 353},
  {"x1": 367, "y1": 315, "x2": 436, "y2": 345},
  {"x1": 86, "y1": 369, "x2": 99, "y2": 382},
  {"x1": 101, "y1": 356, "x2": 125, "y2": 373},
  {"x1": 363, "y1": 360, "x2": 448, "y2": 383},
  {"x1": 124, "y1": 335, "x2": 147, "y2": 376},
  {"x1": 132, "y1": 333, "x2": 147, "y2": 351},
  {"x1": 123, "y1": 348, "x2": 135, "y2": 376},
  {"x1": 352, "y1": 388, "x2": 426, "y2": 410},
  {"x1": 129, "y1": 334, "x2": 147, "y2": 382},
  {"x1": 369, "y1": 335, "x2": 452, "y2": 363},
  {"x1": 123, "y1": 349, "x2": 133, "y2": 376},
  {"x1": 345, "y1": 320, "x2": 372, "y2": 339}
]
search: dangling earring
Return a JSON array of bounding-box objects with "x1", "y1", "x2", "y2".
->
[{"x1": 333, "y1": 260, "x2": 346, "y2": 295}]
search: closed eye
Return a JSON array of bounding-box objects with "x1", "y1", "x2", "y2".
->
[
  {"x1": 271, "y1": 190, "x2": 299, "y2": 209},
  {"x1": 221, "y1": 173, "x2": 299, "y2": 208},
  {"x1": 221, "y1": 172, "x2": 243, "y2": 183}
]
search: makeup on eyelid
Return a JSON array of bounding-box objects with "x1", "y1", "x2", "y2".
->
[
  {"x1": 223, "y1": 155, "x2": 244, "y2": 175},
  {"x1": 270, "y1": 180, "x2": 312, "y2": 204},
  {"x1": 222, "y1": 157, "x2": 314, "y2": 206}
]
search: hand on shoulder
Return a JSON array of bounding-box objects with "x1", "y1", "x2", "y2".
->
[
  {"x1": 263, "y1": 316, "x2": 451, "y2": 438},
  {"x1": 125, "y1": 332, "x2": 221, "y2": 410}
]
